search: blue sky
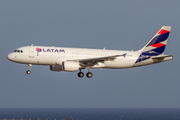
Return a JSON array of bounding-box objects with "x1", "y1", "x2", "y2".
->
[{"x1": 0, "y1": 0, "x2": 179, "y2": 108}]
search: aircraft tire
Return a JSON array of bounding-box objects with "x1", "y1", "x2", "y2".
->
[
  {"x1": 78, "y1": 72, "x2": 84, "y2": 78},
  {"x1": 26, "y1": 70, "x2": 31, "y2": 74},
  {"x1": 86, "y1": 72, "x2": 93, "y2": 78}
]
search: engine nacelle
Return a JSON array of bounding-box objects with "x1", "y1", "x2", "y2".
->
[
  {"x1": 50, "y1": 65, "x2": 63, "y2": 71},
  {"x1": 63, "y1": 61, "x2": 80, "y2": 72}
]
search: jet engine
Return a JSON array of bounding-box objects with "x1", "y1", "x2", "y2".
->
[
  {"x1": 50, "y1": 65, "x2": 63, "y2": 71},
  {"x1": 63, "y1": 61, "x2": 80, "y2": 72}
]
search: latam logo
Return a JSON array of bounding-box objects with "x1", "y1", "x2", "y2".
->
[
  {"x1": 36, "y1": 48, "x2": 65, "y2": 56},
  {"x1": 36, "y1": 48, "x2": 42, "y2": 52}
]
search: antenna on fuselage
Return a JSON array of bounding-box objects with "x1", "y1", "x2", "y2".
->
[
  {"x1": 103, "y1": 47, "x2": 106, "y2": 50},
  {"x1": 31, "y1": 44, "x2": 33, "y2": 46}
]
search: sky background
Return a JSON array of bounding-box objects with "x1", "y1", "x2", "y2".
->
[{"x1": 0, "y1": 0, "x2": 179, "y2": 108}]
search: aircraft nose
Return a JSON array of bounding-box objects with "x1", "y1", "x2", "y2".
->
[{"x1": 7, "y1": 53, "x2": 14, "y2": 61}]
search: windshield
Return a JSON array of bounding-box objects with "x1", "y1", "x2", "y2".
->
[{"x1": 14, "y1": 50, "x2": 23, "y2": 53}]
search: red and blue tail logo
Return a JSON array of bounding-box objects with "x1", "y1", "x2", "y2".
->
[{"x1": 136, "y1": 26, "x2": 171, "y2": 63}]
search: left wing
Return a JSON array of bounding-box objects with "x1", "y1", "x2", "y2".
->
[{"x1": 67, "y1": 53, "x2": 127, "y2": 67}]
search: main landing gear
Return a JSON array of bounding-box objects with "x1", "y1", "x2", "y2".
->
[
  {"x1": 78, "y1": 69, "x2": 93, "y2": 78},
  {"x1": 26, "y1": 64, "x2": 32, "y2": 75}
]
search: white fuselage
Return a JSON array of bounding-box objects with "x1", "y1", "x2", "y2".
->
[{"x1": 7, "y1": 46, "x2": 139, "y2": 69}]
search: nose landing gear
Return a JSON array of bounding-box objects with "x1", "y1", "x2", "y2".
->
[{"x1": 26, "y1": 64, "x2": 32, "y2": 75}]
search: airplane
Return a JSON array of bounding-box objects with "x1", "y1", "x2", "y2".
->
[{"x1": 7, "y1": 26, "x2": 174, "y2": 78}]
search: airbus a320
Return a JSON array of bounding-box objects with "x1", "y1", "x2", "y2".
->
[{"x1": 7, "y1": 26, "x2": 174, "y2": 78}]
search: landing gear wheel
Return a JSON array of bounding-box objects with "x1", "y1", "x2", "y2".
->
[
  {"x1": 26, "y1": 70, "x2": 31, "y2": 74},
  {"x1": 78, "y1": 72, "x2": 84, "y2": 78},
  {"x1": 86, "y1": 72, "x2": 93, "y2": 78}
]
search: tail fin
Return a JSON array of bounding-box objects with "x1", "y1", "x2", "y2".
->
[
  {"x1": 136, "y1": 26, "x2": 171, "y2": 63},
  {"x1": 139, "y1": 26, "x2": 171, "y2": 55}
]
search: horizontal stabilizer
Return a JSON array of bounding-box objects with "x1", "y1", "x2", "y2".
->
[
  {"x1": 152, "y1": 55, "x2": 175, "y2": 59},
  {"x1": 151, "y1": 55, "x2": 174, "y2": 63}
]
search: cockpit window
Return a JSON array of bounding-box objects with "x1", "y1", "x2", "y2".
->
[{"x1": 13, "y1": 50, "x2": 23, "y2": 53}]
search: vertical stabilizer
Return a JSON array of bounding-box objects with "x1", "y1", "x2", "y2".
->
[
  {"x1": 136, "y1": 26, "x2": 171, "y2": 63},
  {"x1": 140, "y1": 26, "x2": 171, "y2": 53}
]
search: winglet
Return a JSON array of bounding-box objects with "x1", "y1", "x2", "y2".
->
[{"x1": 122, "y1": 53, "x2": 127, "y2": 58}]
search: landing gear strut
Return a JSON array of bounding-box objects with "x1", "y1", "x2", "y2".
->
[
  {"x1": 26, "y1": 64, "x2": 32, "y2": 74},
  {"x1": 86, "y1": 67, "x2": 93, "y2": 78}
]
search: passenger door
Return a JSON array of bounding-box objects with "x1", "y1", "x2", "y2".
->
[{"x1": 29, "y1": 46, "x2": 34, "y2": 58}]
